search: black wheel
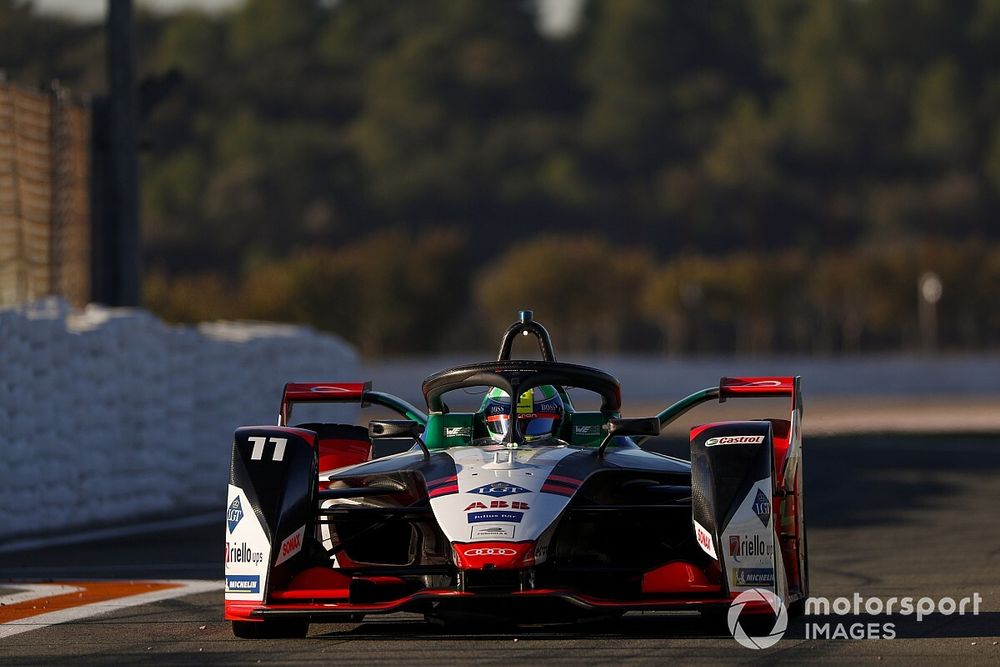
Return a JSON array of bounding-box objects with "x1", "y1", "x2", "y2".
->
[
  {"x1": 232, "y1": 619, "x2": 309, "y2": 639},
  {"x1": 787, "y1": 597, "x2": 806, "y2": 618}
]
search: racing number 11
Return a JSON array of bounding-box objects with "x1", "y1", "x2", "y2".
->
[{"x1": 248, "y1": 436, "x2": 288, "y2": 462}]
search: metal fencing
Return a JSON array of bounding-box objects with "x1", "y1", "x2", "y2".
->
[{"x1": 0, "y1": 82, "x2": 90, "y2": 308}]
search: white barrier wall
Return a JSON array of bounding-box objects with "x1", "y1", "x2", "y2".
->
[{"x1": 0, "y1": 300, "x2": 357, "y2": 540}]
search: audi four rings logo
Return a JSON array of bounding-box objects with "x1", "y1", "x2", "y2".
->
[{"x1": 463, "y1": 548, "x2": 516, "y2": 556}]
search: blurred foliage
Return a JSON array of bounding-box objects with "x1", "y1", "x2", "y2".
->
[{"x1": 2, "y1": 0, "x2": 998, "y2": 354}]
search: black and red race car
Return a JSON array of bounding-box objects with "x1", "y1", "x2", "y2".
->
[{"x1": 224, "y1": 312, "x2": 807, "y2": 637}]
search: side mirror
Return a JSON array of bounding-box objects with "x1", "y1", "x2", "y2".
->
[
  {"x1": 607, "y1": 417, "x2": 661, "y2": 437},
  {"x1": 369, "y1": 419, "x2": 422, "y2": 439},
  {"x1": 598, "y1": 417, "x2": 661, "y2": 456},
  {"x1": 368, "y1": 420, "x2": 428, "y2": 457}
]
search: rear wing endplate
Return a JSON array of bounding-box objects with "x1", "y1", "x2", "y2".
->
[{"x1": 656, "y1": 376, "x2": 802, "y2": 494}]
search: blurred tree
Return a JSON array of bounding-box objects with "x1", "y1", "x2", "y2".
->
[
  {"x1": 475, "y1": 236, "x2": 652, "y2": 351},
  {"x1": 909, "y1": 59, "x2": 973, "y2": 164},
  {"x1": 4, "y1": 0, "x2": 999, "y2": 353},
  {"x1": 239, "y1": 229, "x2": 469, "y2": 355},
  {"x1": 346, "y1": 0, "x2": 585, "y2": 248}
]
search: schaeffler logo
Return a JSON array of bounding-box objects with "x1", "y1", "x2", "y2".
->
[{"x1": 728, "y1": 588, "x2": 788, "y2": 649}]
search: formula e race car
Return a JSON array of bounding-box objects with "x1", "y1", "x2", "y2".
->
[{"x1": 224, "y1": 312, "x2": 807, "y2": 637}]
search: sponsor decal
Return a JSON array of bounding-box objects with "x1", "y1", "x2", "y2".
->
[
  {"x1": 227, "y1": 496, "x2": 244, "y2": 534},
  {"x1": 309, "y1": 385, "x2": 350, "y2": 393},
  {"x1": 444, "y1": 426, "x2": 472, "y2": 438},
  {"x1": 468, "y1": 511, "x2": 523, "y2": 524},
  {"x1": 471, "y1": 524, "x2": 514, "y2": 540},
  {"x1": 468, "y1": 481, "x2": 530, "y2": 498},
  {"x1": 694, "y1": 519, "x2": 717, "y2": 559},
  {"x1": 225, "y1": 574, "x2": 260, "y2": 594},
  {"x1": 536, "y1": 401, "x2": 561, "y2": 414},
  {"x1": 463, "y1": 547, "x2": 516, "y2": 557},
  {"x1": 734, "y1": 567, "x2": 775, "y2": 587},
  {"x1": 729, "y1": 534, "x2": 773, "y2": 563},
  {"x1": 752, "y1": 489, "x2": 771, "y2": 526},
  {"x1": 274, "y1": 525, "x2": 305, "y2": 567},
  {"x1": 705, "y1": 435, "x2": 766, "y2": 447},
  {"x1": 574, "y1": 425, "x2": 601, "y2": 435},
  {"x1": 225, "y1": 541, "x2": 265, "y2": 566},
  {"x1": 464, "y1": 500, "x2": 529, "y2": 511}
]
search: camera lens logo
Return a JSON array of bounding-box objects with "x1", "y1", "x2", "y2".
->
[{"x1": 728, "y1": 588, "x2": 788, "y2": 649}]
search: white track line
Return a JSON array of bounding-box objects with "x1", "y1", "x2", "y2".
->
[
  {"x1": 0, "y1": 511, "x2": 219, "y2": 554},
  {"x1": 0, "y1": 579, "x2": 222, "y2": 639},
  {"x1": 0, "y1": 584, "x2": 83, "y2": 606}
]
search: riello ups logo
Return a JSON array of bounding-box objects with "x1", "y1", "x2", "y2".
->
[{"x1": 729, "y1": 534, "x2": 773, "y2": 562}]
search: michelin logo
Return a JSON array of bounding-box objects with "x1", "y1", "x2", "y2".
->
[
  {"x1": 225, "y1": 574, "x2": 260, "y2": 594},
  {"x1": 734, "y1": 568, "x2": 775, "y2": 587}
]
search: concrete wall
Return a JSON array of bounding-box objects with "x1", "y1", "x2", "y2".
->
[{"x1": 0, "y1": 300, "x2": 357, "y2": 540}]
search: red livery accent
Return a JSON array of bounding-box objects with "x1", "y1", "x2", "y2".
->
[
  {"x1": 427, "y1": 475, "x2": 458, "y2": 487},
  {"x1": 318, "y1": 438, "x2": 371, "y2": 472},
  {"x1": 719, "y1": 376, "x2": 795, "y2": 399},
  {"x1": 641, "y1": 561, "x2": 720, "y2": 594},
  {"x1": 689, "y1": 423, "x2": 714, "y2": 441},
  {"x1": 280, "y1": 382, "x2": 371, "y2": 425},
  {"x1": 429, "y1": 484, "x2": 459, "y2": 497},
  {"x1": 283, "y1": 382, "x2": 370, "y2": 402},
  {"x1": 545, "y1": 474, "x2": 582, "y2": 486}
]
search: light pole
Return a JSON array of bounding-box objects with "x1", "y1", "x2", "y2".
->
[{"x1": 918, "y1": 272, "x2": 942, "y2": 354}]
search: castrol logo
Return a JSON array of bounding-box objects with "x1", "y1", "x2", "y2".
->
[{"x1": 463, "y1": 547, "x2": 516, "y2": 557}]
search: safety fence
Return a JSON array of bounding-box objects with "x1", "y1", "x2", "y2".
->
[{"x1": 0, "y1": 82, "x2": 90, "y2": 309}]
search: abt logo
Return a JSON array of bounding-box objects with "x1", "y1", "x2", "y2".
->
[{"x1": 464, "y1": 500, "x2": 530, "y2": 511}]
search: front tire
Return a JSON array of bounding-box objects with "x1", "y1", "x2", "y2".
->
[{"x1": 232, "y1": 619, "x2": 309, "y2": 639}]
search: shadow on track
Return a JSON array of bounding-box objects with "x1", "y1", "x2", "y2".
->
[
  {"x1": 645, "y1": 433, "x2": 1000, "y2": 528},
  {"x1": 312, "y1": 612, "x2": 727, "y2": 641}
]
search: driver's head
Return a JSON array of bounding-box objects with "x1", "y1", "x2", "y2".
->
[{"x1": 481, "y1": 385, "x2": 564, "y2": 442}]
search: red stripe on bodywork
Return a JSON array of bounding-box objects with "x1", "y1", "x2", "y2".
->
[
  {"x1": 540, "y1": 483, "x2": 575, "y2": 496},
  {"x1": 545, "y1": 474, "x2": 581, "y2": 486},
  {"x1": 429, "y1": 484, "x2": 459, "y2": 497}
]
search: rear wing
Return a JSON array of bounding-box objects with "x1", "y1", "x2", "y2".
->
[
  {"x1": 720, "y1": 376, "x2": 797, "y2": 400},
  {"x1": 656, "y1": 375, "x2": 803, "y2": 494},
  {"x1": 278, "y1": 381, "x2": 427, "y2": 426}
]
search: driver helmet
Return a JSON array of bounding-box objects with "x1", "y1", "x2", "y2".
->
[{"x1": 481, "y1": 385, "x2": 564, "y2": 442}]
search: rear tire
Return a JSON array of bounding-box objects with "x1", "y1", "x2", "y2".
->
[{"x1": 232, "y1": 619, "x2": 309, "y2": 639}]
